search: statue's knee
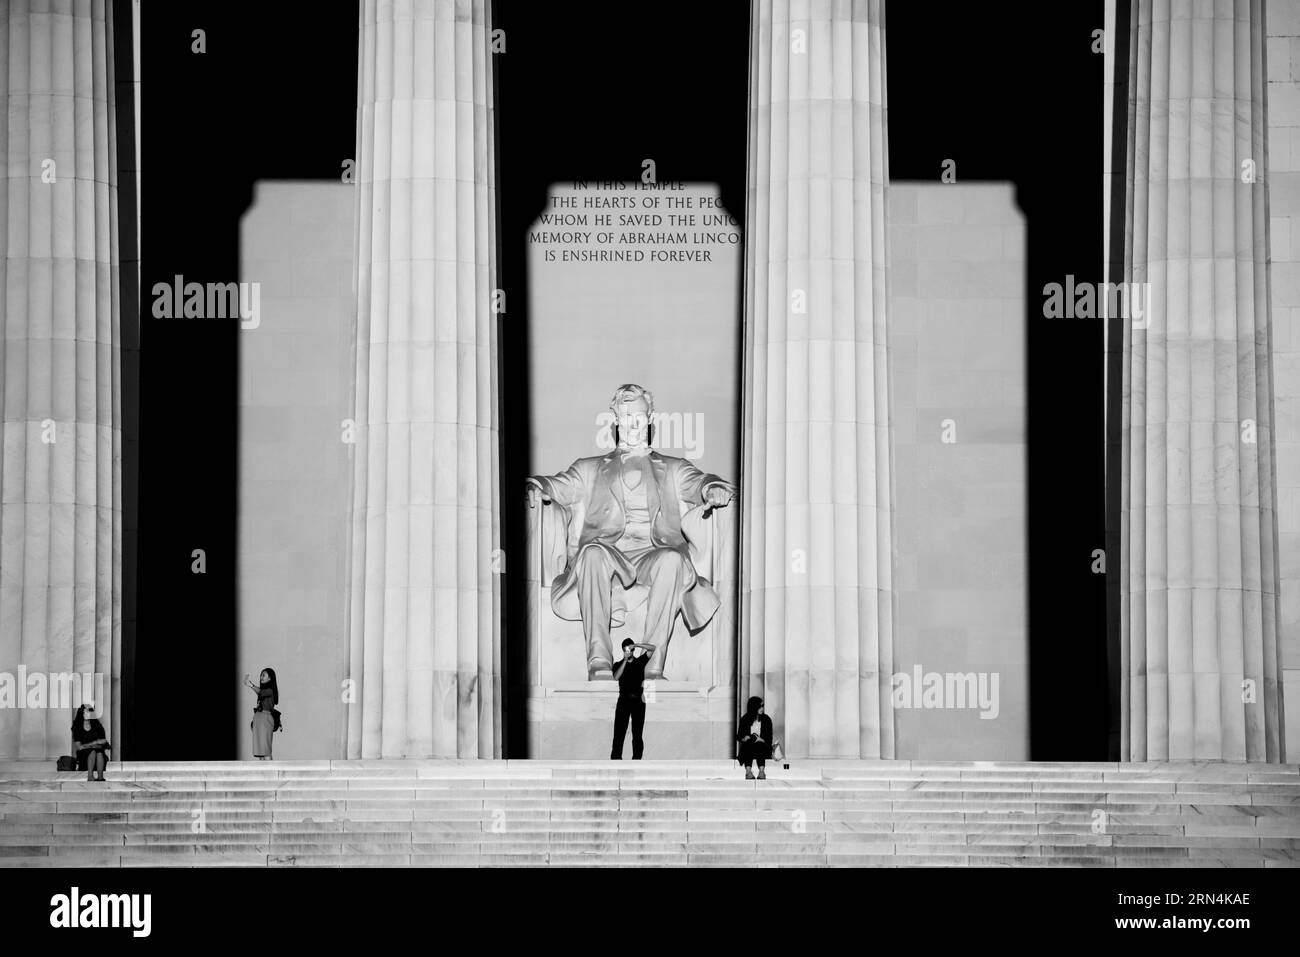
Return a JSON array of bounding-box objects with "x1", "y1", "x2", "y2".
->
[
  {"x1": 647, "y1": 548, "x2": 688, "y2": 575},
  {"x1": 576, "y1": 543, "x2": 613, "y2": 574}
]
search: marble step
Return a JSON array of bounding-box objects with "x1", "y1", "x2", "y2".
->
[
  {"x1": 4, "y1": 806, "x2": 1287, "y2": 827},
  {"x1": 10, "y1": 853, "x2": 1288, "y2": 868},
  {"x1": 6, "y1": 833, "x2": 1295, "y2": 857},
  {"x1": 6, "y1": 767, "x2": 1295, "y2": 780},
  {"x1": 4, "y1": 791, "x2": 1291, "y2": 805},
  {"x1": 2, "y1": 761, "x2": 1295, "y2": 867},
  {"x1": 2, "y1": 810, "x2": 1283, "y2": 830},
  {"x1": 8, "y1": 772, "x2": 1294, "y2": 787},
  {"x1": 5, "y1": 764, "x2": 1295, "y2": 781},
  {"x1": 6, "y1": 791, "x2": 1290, "y2": 805}
]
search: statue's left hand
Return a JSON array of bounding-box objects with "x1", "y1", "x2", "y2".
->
[{"x1": 704, "y1": 484, "x2": 734, "y2": 509}]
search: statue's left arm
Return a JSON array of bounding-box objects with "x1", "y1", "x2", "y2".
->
[{"x1": 673, "y1": 458, "x2": 736, "y2": 507}]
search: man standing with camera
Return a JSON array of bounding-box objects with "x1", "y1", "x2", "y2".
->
[{"x1": 611, "y1": 638, "x2": 656, "y2": 759}]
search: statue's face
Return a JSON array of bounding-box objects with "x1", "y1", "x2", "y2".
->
[{"x1": 615, "y1": 395, "x2": 651, "y2": 448}]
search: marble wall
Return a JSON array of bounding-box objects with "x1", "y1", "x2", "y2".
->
[
  {"x1": 236, "y1": 180, "x2": 1032, "y2": 760},
  {"x1": 887, "y1": 183, "x2": 1030, "y2": 760},
  {"x1": 527, "y1": 182, "x2": 742, "y2": 480},
  {"x1": 237, "y1": 182, "x2": 354, "y2": 759},
  {"x1": 1267, "y1": 6, "x2": 1300, "y2": 762}
]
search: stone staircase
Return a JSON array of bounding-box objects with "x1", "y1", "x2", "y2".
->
[{"x1": 1, "y1": 760, "x2": 1297, "y2": 867}]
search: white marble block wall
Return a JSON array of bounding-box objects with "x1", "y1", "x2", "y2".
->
[
  {"x1": 887, "y1": 183, "x2": 1030, "y2": 760},
  {"x1": 1267, "y1": 2, "x2": 1300, "y2": 762},
  {"x1": 238, "y1": 182, "x2": 354, "y2": 759}
]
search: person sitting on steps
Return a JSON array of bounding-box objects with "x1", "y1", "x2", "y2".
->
[
  {"x1": 71, "y1": 704, "x2": 110, "y2": 782},
  {"x1": 736, "y1": 696, "x2": 773, "y2": 780}
]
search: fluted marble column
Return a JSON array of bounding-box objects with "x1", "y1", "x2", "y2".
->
[
  {"x1": 0, "y1": 0, "x2": 123, "y2": 759},
  {"x1": 1120, "y1": 0, "x2": 1283, "y2": 760},
  {"x1": 740, "y1": 0, "x2": 894, "y2": 758},
  {"x1": 346, "y1": 0, "x2": 501, "y2": 758}
]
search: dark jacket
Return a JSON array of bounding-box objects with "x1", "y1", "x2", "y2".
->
[
  {"x1": 736, "y1": 713, "x2": 773, "y2": 748},
  {"x1": 253, "y1": 685, "x2": 284, "y2": 732},
  {"x1": 72, "y1": 718, "x2": 108, "y2": 749},
  {"x1": 72, "y1": 719, "x2": 109, "y2": 772}
]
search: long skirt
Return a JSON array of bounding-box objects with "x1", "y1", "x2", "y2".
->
[{"x1": 251, "y1": 710, "x2": 274, "y2": 757}]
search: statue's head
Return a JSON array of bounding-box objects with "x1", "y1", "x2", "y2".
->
[{"x1": 609, "y1": 383, "x2": 654, "y2": 449}]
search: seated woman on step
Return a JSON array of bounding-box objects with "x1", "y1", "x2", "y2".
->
[
  {"x1": 736, "y1": 696, "x2": 773, "y2": 780},
  {"x1": 243, "y1": 668, "x2": 281, "y2": 760},
  {"x1": 71, "y1": 704, "x2": 111, "y2": 782}
]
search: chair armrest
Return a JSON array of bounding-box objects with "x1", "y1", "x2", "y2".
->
[
  {"x1": 527, "y1": 498, "x2": 572, "y2": 587},
  {"x1": 680, "y1": 500, "x2": 736, "y2": 580}
]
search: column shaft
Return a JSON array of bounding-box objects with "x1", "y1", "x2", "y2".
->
[
  {"x1": 1121, "y1": 0, "x2": 1283, "y2": 760},
  {"x1": 740, "y1": 0, "x2": 895, "y2": 758},
  {"x1": 346, "y1": 0, "x2": 501, "y2": 758},
  {"x1": 0, "y1": 0, "x2": 123, "y2": 759}
]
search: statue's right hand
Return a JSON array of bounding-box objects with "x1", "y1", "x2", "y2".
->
[{"x1": 524, "y1": 477, "x2": 551, "y2": 508}]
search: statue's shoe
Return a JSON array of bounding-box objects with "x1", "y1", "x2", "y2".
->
[{"x1": 588, "y1": 660, "x2": 613, "y2": 680}]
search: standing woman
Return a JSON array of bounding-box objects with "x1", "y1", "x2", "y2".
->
[
  {"x1": 736, "y1": 696, "x2": 773, "y2": 780},
  {"x1": 71, "y1": 704, "x2": 111, "y2": 781},
  {"x1": 243, "y1": 668, "x2": 279, "y2": 760}
]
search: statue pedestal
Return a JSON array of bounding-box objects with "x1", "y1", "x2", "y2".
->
[
  {"x1": 524, "y1": 496, "x2": 737, "y2": 758},
  {"x1": 526, "y1": 681, "x2": 736, "y2": 758}
]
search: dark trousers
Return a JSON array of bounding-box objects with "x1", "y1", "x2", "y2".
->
[
  {"x1": 738, "y1": 741, "x2": 770, "y2": 768},
  {"x1": 611, "y1": 693, "x2": 647, "y2": 759}
]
